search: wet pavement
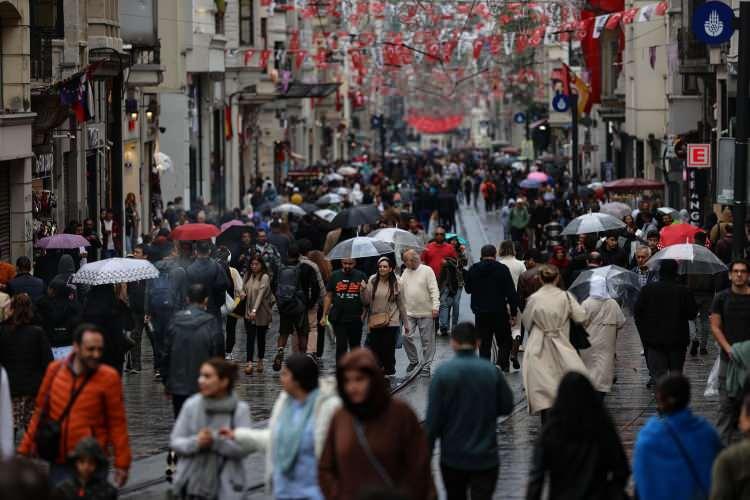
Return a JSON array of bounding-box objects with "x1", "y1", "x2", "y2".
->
[{"x1": 120, "y1": 202, "x2": 720, "y2": 498}]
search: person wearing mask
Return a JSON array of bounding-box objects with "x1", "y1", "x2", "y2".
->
[
  {"x1": 7, "y1": 256, "x2": 44, "y2": 302},
  {"x1": 711, "y1": 391, "x2": 750, "y2": 499},
  {"x1": 163, "y1": 284, "x2": 225, "y2": 417},
  {"x1": 420, "y1": 226, "x2": 457, "y2": 278},
  {"x1": 526, "y1": 372, "x2": 630, "y2": 500},
  {"x1": 318, "y1": 349, "x2": 434, "y2": 499},
  {"x1": 580, "y1": 277, "x2": 627, "y2": 400},
  {"x1": 633, "y1": 374, "x2": 722, "y2": 500},
  {"x1": 632, "y1": 245, "x2": 658, "y2": 287},
  {"x1": 361, "y1": 257, "x2": 409, "y2": 376},
  {"x1": 222, "y1": 354, "x2": 341, "y2": 499},
  {"x1": 464, "y1": 245, "x2": 519, "y2": 372},
  {"x1": 18, "y1": 324, "x2": 131, "y2": 487},
  {"x1": 322, "y1": 257, "x2": 367, "y2": 362},
  {"x1": 426, "y1": 322, "x2": 513, "y2": 500},
  {"x1": 243, "y1": 255, "x2": 273, "y2": 374},
  {"x1": 711, "y1": 259, "x2": 750, "y2": 444},
  {"x1": 0, "y1": 293, "x2": 53, "y2": 437},
  {"x1": 169, "y1": 358, "x2": 252, "y2": 500},
  {"x1": 498, "y1": 240, "x2": 526, "y2": 289},
  {"x1": 81, "y1": 284, "x2": 131, "y2": 374},
  {"x1": 400, "y1": 249, "x2": 440, "y2": 375},
  {"x1": 522, "y1": 265, "x2": 588, "y2": 423},
  {"x1": 186, "y1": 240, "x2": 229, "y2": 319},
  {"x1": 634, "y1": 259, "x2": 698, "y2": 384}
]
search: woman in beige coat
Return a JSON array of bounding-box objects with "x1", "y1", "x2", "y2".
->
[
  {"x1": 580, "y1": 277, "x2": 626, "y2": 399},
  {"x1": 361, "y1": 256, "x2": 408, "y2": 376},
  {"x1": 243, "y1": 255, "x2": 273, "y2": 374},
  {"x1": 522, "y1": 265, "x2": 589, "y2": 423}
]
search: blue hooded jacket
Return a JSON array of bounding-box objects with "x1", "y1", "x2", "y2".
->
[{"x1": 633, "y1": 409, "x2": 723, "y2": 500}]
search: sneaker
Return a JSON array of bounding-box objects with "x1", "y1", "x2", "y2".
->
[
  {"x1": 272, "y1": 350, "x2": 285, "y2": 372},
  {"x1": 225, "y1": 353, "x2": 234, "y2": 362},
  {"x1": 406, "y1": 362, "x2": 419, "y2": 373},
  {"x1": 420, "y1": 367, "x2": 431, "y2": 377},
  {"x1": 690, "y1": 340, "x2": 699, "y2": 357}
]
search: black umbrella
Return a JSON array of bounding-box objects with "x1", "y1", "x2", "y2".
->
[
  {"x1": 331, "y1": 204, "x2": 380, "y2": 228},
  {"x1": 216, "y1": 225, "x2": 255, "y2": 248},
  {"x1": 300, "y1": 202, "x2": 318, "y2": 213}
]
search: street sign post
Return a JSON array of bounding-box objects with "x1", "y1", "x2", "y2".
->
[
  {"x1": 513, "y1": 112, "x2": 526, "y2": 124},
  {"x1": 692, "y1": 1, "x2": 736, "y2": 44},
  {"x1": 687, "y1": 143, "x2": 711, "y2": 168}
]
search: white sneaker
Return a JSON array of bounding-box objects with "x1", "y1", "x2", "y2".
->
[{"x1": 225, "y1": 353, "x2": 234, "y2": 361}]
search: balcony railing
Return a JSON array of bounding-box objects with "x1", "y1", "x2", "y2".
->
[
  {"x1": 30, "y1": 29, "x2": 54, "y2": 81},
  {"x1": 130, "y1": 44, "x2": 161, "y2": 66}
]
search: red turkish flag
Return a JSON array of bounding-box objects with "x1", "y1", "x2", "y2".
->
[
  {"x1": 259, "y1": 50, "x2": 271, "y2": 68},
  {"x1": 294, "y1": 50, "x2": 306, "y2": 70},
  {"x1": 244, "y1": 50, "x2": 255, "y2": 65},
  {"x1": 473, "y1": 37, "x2": 484, "y2": 59}
]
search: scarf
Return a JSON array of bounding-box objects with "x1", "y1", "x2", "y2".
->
[
  {"x1": 275, "y1": 389, "x2": 319, "y2": 474},
  {"x1": 183, "y1": 394, "x2": 238, "y2": 499}
]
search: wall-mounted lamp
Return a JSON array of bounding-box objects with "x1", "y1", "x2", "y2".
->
[
  {"x1": 126, "y1": 98, "x2": 138, "y2": 121},
  {"x1": 145, "y1": 100, "x2": 158, "y2": 121}
]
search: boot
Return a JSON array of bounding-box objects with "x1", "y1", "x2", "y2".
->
[{"x1": 273, "y1": 348, "x2": 285, "y2": 372}]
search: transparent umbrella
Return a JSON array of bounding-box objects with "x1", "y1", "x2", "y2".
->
[
  {"x1": 599, "y1": 202, "x2": 632, "y2": 219},
  {"x1": 314, "y1": 209, "x2": 337, "y2": 222},
  {"x1": 272, "y1": 203, "x2": 307, "y2": 216},
  {"x1": 561, "y1": 213, "x2": 626, "y2": 236},
  {"x1": 369, "y1": 228, "x2": 424, "y2": 249},
  {"x1": 327, "y1": 237, "x2": 394, "y2": 260},
  {"x1": 316, "y1": 193, "x2": 343, "y2": 206},
  {"x1": 568, "y1": 265, "x2": 642, "y2": 308},
  {"x1": 647, "y1": 243, "x2": 728, "y2": 275}
]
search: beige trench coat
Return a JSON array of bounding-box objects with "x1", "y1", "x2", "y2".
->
[
  {"x1": 522, "y1": 284, "x2": 589, "y2": 414},
  {"x1": 580, "y1": 297, "x2": 627, "y2": 393}
]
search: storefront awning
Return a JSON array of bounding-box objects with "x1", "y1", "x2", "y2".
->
[{"x1": 277, "y1": 82, "x2": 340, "y2": 99}]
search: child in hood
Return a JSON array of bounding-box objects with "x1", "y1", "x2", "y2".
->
[{"x1": 53, "y1": 438, "x2": 118, "y2": 500}]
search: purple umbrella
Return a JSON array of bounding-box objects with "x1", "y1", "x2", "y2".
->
[
  {"x1": 36, "y1": 234, "x2": 90, "y2": 249},
  {"x1": 220, "y1": 220, "x2": 247, "y2": 233}
]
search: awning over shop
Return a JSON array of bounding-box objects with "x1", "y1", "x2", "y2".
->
[{"x1": 277, "y1": 82, "x2": 340, "y2": 99}]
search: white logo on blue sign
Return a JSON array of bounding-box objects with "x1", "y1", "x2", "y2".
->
[{"x1": 692, "y1": 1, "x2": 734, "y2": 45}]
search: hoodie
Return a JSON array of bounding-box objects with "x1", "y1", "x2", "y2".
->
[
  {"x1": 53, "y1": 437, "x2": 117, "y2": 500},
  {"x1": 163, "y1": 304, "x2": 224, "y2": 395}
]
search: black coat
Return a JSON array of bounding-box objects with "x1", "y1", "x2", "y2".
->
[
  {"x1": 35, "y1": 295, "x2": 81, "y2": 345},
  {"x1": 186, "y1": 257, "x2": 229, "y2": 316},
  {"x1": 0, "y1": 324, "x2": 53, "y2": 397},
  {"x1": 634, "y1": 278, "x2": 698, "y2": 349},
  {"x1": 7, "y1": 273, "x2": 45, "y2": 302},
  {"x1": 464, "y1": 259, "x2": 519, "y2": 316},
  {"x1": 82, "y1": 285, "x2": 131, "y2": 373}
]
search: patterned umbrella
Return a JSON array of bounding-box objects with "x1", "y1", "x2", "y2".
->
[
  {"x1": 561, "y1": 213, "x2": 626, "y2": 236},
  {"x1": 72, "y1": 258, "x2": 159, "y2": 285},
  {"x1": 327, "y1": 237, "x2": 394, "y2": 260},
  {"x1": 36, "y1": 234, "x2": 90, "y2": 249}
]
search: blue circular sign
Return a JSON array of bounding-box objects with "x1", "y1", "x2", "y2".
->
[
  {"x1": 552, "y1": 93, "x2": 569, "y2": 112},
  {"x1": 692, "y1": 1, "x2": 735, "y2": 45},
  {"x1": 513, "y1": 112, "x2": 526, "y2": 124}
]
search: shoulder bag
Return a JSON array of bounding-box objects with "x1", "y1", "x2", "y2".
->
[
  {"x1": 367, "y1": 279, "x2": 397, "y2": 330},
  {"x1": 663, "y1": 419, "x2": 709, "y2": 500},
  {"x1": 352, "y1": 418, "x2": 395, "y2": 488},
  {"x1": 565, "y1": 292, "x2": 591, "y2": 350},
  {"x1": 35, "y1": 366, "x2": 94, "y2": 461}
]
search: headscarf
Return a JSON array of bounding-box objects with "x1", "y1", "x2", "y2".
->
[
  {"x1": 548, "y1": 245, "x2": 570, "y2": 270},
  {"x1": 336, "y1": 349, "x2": 390, "y2": 420}
]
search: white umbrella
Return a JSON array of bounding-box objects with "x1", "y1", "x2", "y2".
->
[
  {"x1": 324, "y1": 173, "x2": 344, "y2": 183},
  {"x1": 272, "y1": 203, "x2": 307, "y2": 216},
  {"x1": 561, "y1": 213, "x2": 626, "y2": 236},
  {"x1": 314, "y1": 209, "x2": 337, "y2": 222},
  {"x1": 658, "y1": 207, "x2": 679, "y2": 216},
  {"x1": 327, "y1": 237, "x2": 393, "y2": 260},
  {"x1": 316, "y1": 193, "x2": 343, "y2": 206},
  {"x1": 337, "y1": 166, "x2": 358, "y2": 176},
  {"x1": 336, "y1": 187, "x2": 351, "y2": 196},
  {"x1": 72, "y1": 258, "x2": 159, "y2": 285},
  {"x1": 599, "y1": 202, "x2": 632, "y2": 219},
  {"x1": 368, "y1": 228, "x2": 424, "y2": 249},
  {"x1": 647, "y1": 243, "x2": 728, "y2": 275}
]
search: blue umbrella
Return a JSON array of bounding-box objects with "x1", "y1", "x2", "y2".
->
[{"x1": 519, "y1": 178, "x2": 542, "y2": 189}]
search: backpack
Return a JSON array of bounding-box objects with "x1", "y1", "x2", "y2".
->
[
  {"x1": 275, "y1": 264, "x2": 306, "y2": 316},
  {"x1": 149, "y1": 268, "x2": 175, "y2": 311}
]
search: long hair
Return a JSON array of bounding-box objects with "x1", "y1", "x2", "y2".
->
[
  {"x1": 244, "y1": 254, "x2": 268, "y2": 283},
  {"x1": 6, "y1": 293, "x2": 34, "y2": 331},
  {"x1": 372, "y1": 257, "x2": 397, "y2": 302},
  {"x1": 308, "y1": 250, "x2": 332, "y2": 282}
]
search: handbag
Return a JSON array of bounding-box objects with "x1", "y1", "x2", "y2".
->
[
  {"x1": 663, "y1": 420, "x2": 709, "y2": 500},
  {"x1": 368, "y1": 311, "x2": 392, "y2": 330},
  {"x1": 565, "y1": 292, "x2": 591, "y2": 350},
  {"x1": 35, "y1": 366, "x2": 93, "y2": 461}
]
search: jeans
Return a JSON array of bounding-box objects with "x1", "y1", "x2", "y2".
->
[
  {"x1": 718, "y1": 359, "x2": 742, "y2": 445},
  {"x1": 243, "y1": 320, "x2": 268, "y2": 362},
  {"x1": 369, "y1": 326, "x2": 398, "y2": 375},
  {"x1": 476, "y1": 312, "x2": 512, "y2": 369},
  {"x1": 439, "y1": 289, "x2": 461, "y2": 332},
  {"x1": 333, "y1": 321, "x2": 363, "y2": 360},
  {"x1": 645, "y1": 346, "x2": 686, "y2": 382},
  {"x1": 440, "y1": 464, "x2": 498, "y2": 500},
  {"x1": 404, "y1": 316, "x2": 436, "y2": 369},
  {"x1": 102, "y1": 248, "x2": 117, "y2": 259}
]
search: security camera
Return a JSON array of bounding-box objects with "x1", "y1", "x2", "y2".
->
[{"x1": 159, "y1": 126, "x2": 166, "y2": 134}]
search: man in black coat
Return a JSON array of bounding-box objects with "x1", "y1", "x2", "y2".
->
[
  {"x1": 464, "y1": 244, "x2": 520, "y2": 372},
  {"x1": 7, "y1": 256, "x2": 45, "y2": 302},
  {"x1": 185, "y1": 240, "x2": 228, "y2": 319},
  {"x1": 634, "y1": 259, "x2": 698, "y2": 383}
]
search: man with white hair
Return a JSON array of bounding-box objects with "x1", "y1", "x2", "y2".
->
[
  {"x1": 400, "y1": 249, "x2": 440, "y2": 375},
  {"x1": 631, "y1": 245, "x2": 658, "y2": 287}
]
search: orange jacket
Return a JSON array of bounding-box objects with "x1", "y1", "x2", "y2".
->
[{"x1": 18, "y1": 358, "x2": 132, "y2": 470}]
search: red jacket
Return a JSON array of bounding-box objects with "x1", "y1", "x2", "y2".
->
[
  {"x1": 421, "y1": 242, "x2": 457, "y2": 278},
  {"x1": 18, "y1": 357, "x2": 132, "y2": 470}
]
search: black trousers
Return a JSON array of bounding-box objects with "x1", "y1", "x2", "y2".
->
[
  {"x1": 645, "y1": 346, "x2": 686, "y2": 382},
  {"x1": 369, "y1": 326, "x2": 398, "y2": 375},
  {"x1": 172, "y1": 394, "x2": 190, "y2": 419},
  {"x1": 476, "y1": 312, "x2": 512, "y2": 369},
  {"x1": 440, "y1": 464, "x2": 499, "y2": 500},
  {"x1": 225, "y1": 315, "x2": 238, "y2": 354},
  {"x1": 333, "y1": 321, "x2": 363, "y2": 361},
  {"x1": 243, "y1": 321, "x2": 268, "y2": 362}
]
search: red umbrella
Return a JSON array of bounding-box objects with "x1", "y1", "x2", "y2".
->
[
  {"x1": 170, "y1": 223, "x2": 220, "y2": 241},
  {"x1": 603, "y1": 178, "x2": 665, "y2": 192},
  {"x1": 659, "y1": 223, "x2": 706, "y2": 247}
]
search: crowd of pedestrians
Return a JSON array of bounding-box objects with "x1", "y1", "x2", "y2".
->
[{"x1": 1, "y1": 149, "x2": 750, "y2": 500}]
